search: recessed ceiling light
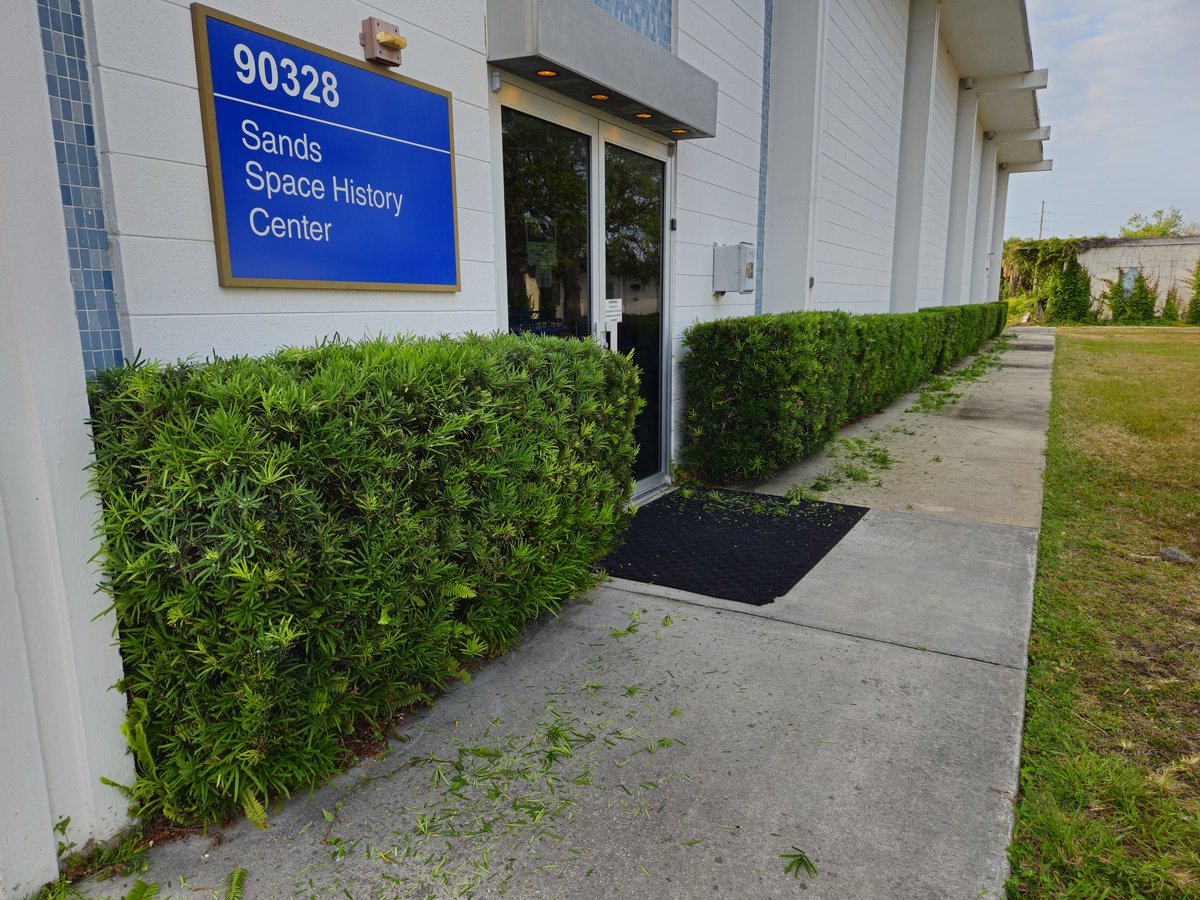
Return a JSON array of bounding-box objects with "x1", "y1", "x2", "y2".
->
[
  {"x1": 591, "y1": 93, "x2": 610, "y2": 101},
  {"x1": 535, "y1": 69, "x2": 558, "y2": 77},
  {"x1": 671, "y1": 128, "x2": 688, "y2": 134},
  {"x1": 634, "y1": 112, "x2": 652, "y2": 119}
]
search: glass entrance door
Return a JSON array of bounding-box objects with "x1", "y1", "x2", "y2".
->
[
  {"x1": 498, "y1": 89, "x2": 672, "y2": 489},
  {"x1": 604, "y1": 144, "x2": 666, "y2": 482}
]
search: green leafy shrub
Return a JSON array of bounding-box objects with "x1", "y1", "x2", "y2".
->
[
  {"x1": 843, "y1": 312, "x2": 940, "y2": 420},
  {"x1": 679, "y1": 311, "x2": 854, "y2": 483},
  {"x1": 1127, "y1": 271, "x2": 1157, "y2": 323},
  {"x1": 1003, "y1": 237, "x2": 1098, "y2": 303},
  {"x1": 1045, "y1": 256, "x2": 1092, "y2": 323},
  {"x1": 1006, "y1": 294, "x2": 1038, "y2": 325},
  {"x1": 681, "y1": 302, "x2": 1006, "y2": 482},
  {"x1": 1187, "y1": 258, "x2": 1200, "y2": 325},
  {"x1": 1104, "y1": 278, "x2": 1127, "y2": 323},
  {"x1": 87, "y1": 333, "x2": 640, "y2": 825},
  {"x1": 1161, "y1": 285, "x2": 1180, "y2": 322},
  {"x1": 917, "y1": 301, "x2": 1007, "y2": 368},
  {"x1": 1070, "y1": 258, "x2": 1095, "y2": 320},
  {"x1": 1035, "y1": 266, "x2": 1060, "y2": 316}
]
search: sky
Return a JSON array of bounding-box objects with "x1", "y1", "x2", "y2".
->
[{"x1": 1005, "y1": 0, "x2": 1200, "y2": 239}]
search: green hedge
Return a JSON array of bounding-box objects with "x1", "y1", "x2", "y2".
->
[
  {"x1": 88, "y1": 333, "x2": 639, "y2": 824},
  {"x1": 681, "y1": 301, "x2": 1007, "y2": 482}
]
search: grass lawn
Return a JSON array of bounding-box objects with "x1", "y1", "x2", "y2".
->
[{"x1": 1008, "y1": 327, "x2": 1200, "y2": 898}]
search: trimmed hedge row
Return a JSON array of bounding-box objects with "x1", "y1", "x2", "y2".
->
[
  {"x1": 88, "y1": 333, "x2": 640, "y2": 824},
  {"x1": 681, "y1": 301, "x2": 1007, "y2": 482}
]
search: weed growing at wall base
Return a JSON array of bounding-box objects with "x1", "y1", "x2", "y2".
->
[{"x1": 87, "y1": 333, "x2": 640, "y2": 826}]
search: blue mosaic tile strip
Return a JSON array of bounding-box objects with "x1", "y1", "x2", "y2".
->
[
  {"x1": 755, "y1": 0, "x2": 772, "y2": 314},
  {"x1": 587, "y1": 0, "x2": 672, "y2": 50},
  {"x1": 38, "y1": 0, "x2": 123, "y2": 376}
]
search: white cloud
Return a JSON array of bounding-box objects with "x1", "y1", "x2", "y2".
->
[{"x1": 1005, "y1": 0, "x2": 1200, "y2": 237}]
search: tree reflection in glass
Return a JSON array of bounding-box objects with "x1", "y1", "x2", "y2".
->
[
  {"x1": 606, "y1": 144, "x2": 664, "y2": 481},
  {"x1": 501, "y1": 108, "x2": 591, "y2": 338}
]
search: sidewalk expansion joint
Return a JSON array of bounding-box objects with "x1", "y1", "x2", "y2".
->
[{"x1": 605, "y1": 578, "x2": 1027, "y2": 673}]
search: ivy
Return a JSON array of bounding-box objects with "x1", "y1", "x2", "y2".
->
[
  {"x1": 1105, "y1": 278, "x2": 1129, "y2": 324},
  {"x1": 1002, "y1": 237, "x2": 1098, "y2": 323},
  {"x1": 1126, "y1": 270, "x2": 1157, "y2": 322},
  {"x1": 1188, "y1": 258, "x2": 1200, "y2": 325},
  {"x1": 1161, "y1": 285, "x2": 1180, "y2": 323}
]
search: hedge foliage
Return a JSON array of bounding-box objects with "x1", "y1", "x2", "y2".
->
[
  {"x1": 681, "y1": 301, "x2": 1007, "y2": 482},
  {"x1": 88, "y1": 334, "x2": 640, "y2": 824}
]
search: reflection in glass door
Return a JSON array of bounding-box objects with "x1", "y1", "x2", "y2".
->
[
  {"x1": 501, "y1": 108, "x2": 591, "y2": 338},
  {"x1": 605, "y1": 144, "x2": 665, "y2": 482}
]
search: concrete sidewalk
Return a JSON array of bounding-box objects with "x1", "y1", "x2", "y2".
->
[{"x1": 83, "y1": 329, "x2": 1053, "y2": 899}]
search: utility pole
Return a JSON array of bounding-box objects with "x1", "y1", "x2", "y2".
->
[{"x1": 1037, "y1": 200, "x2": 1045, "y2": 240}]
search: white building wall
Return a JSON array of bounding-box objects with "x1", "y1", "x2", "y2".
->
[
  {"x1": 810, "y1": 0, "x2": 908, "y2": 313},
  {"x1": 88, "y1": 0, "x2": 497, "y2": 362},
  {"x1": 672, "y1": 0, "x2": 766, "y2": 453},
  {"x1": 1, "y1": 5, "x2": 133, "y2": 896},
  {"x1": 916, "y1": 36, "x2": 957, "y2": 307},
  {"x1": 87, "y1": 0, "x2": 767, "y2": 467}
]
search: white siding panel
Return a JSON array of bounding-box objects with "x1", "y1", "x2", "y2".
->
[
  {"x1": 673, "y1": 0, "x2": 767, "y2": 461},
  {"x1": 962, "y1": 123, "x2": 984, "y2": 298},
  {"x1": 917, "y1": 37, "x2": 958, "y2": 307},
  {"x1": 812, "y1": 0, "x2": 907, "y2": 313}
]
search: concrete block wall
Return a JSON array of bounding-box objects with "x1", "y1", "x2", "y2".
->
[{"x1": 1077, "y1": 238, "x2": 1200, "y2": 312}]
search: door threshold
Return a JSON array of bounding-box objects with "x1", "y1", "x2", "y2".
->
[{"x1": 631, "y1": 478, "x2": 673, "y2": 506}]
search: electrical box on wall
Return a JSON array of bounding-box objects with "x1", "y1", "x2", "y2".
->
[{"x1": 713, "y1": 242, "x2": 755, "y2": 294}]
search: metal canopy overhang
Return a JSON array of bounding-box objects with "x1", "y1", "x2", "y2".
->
[
  {"x1": 486, "y1": 0, "x2": 719, "y2": 139},
  {"x1": 940, "y1": 0, "x2": 1049, "y2": 167}
]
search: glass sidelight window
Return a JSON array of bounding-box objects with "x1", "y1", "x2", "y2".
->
[
  {"x1": 605, "y1": 144, "x2": 665, "y2": 481},
  {"x1": 501, "y1": 108, "x2": 591, "y2": 338}
]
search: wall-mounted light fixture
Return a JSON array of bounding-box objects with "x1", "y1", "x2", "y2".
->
[
  {"x1": 490, "y1": 71, "x2": 502, "y2": 93},
  {"x1": 360, "y1": 17, "x2": 406, "y2": 67}
]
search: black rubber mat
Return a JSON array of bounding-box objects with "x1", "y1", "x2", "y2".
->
[{"x1": 602, "y1": 489, "x2": 869, "y2": 606}]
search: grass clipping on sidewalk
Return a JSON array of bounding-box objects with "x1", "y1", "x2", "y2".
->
[{"x1": 1009, "y1": 328, "x2": 1200, "y2": 897}]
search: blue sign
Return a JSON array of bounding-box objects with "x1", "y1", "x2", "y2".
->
[{"x1": 192, "y1": 6, "x2": 459, "y2": 290}]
